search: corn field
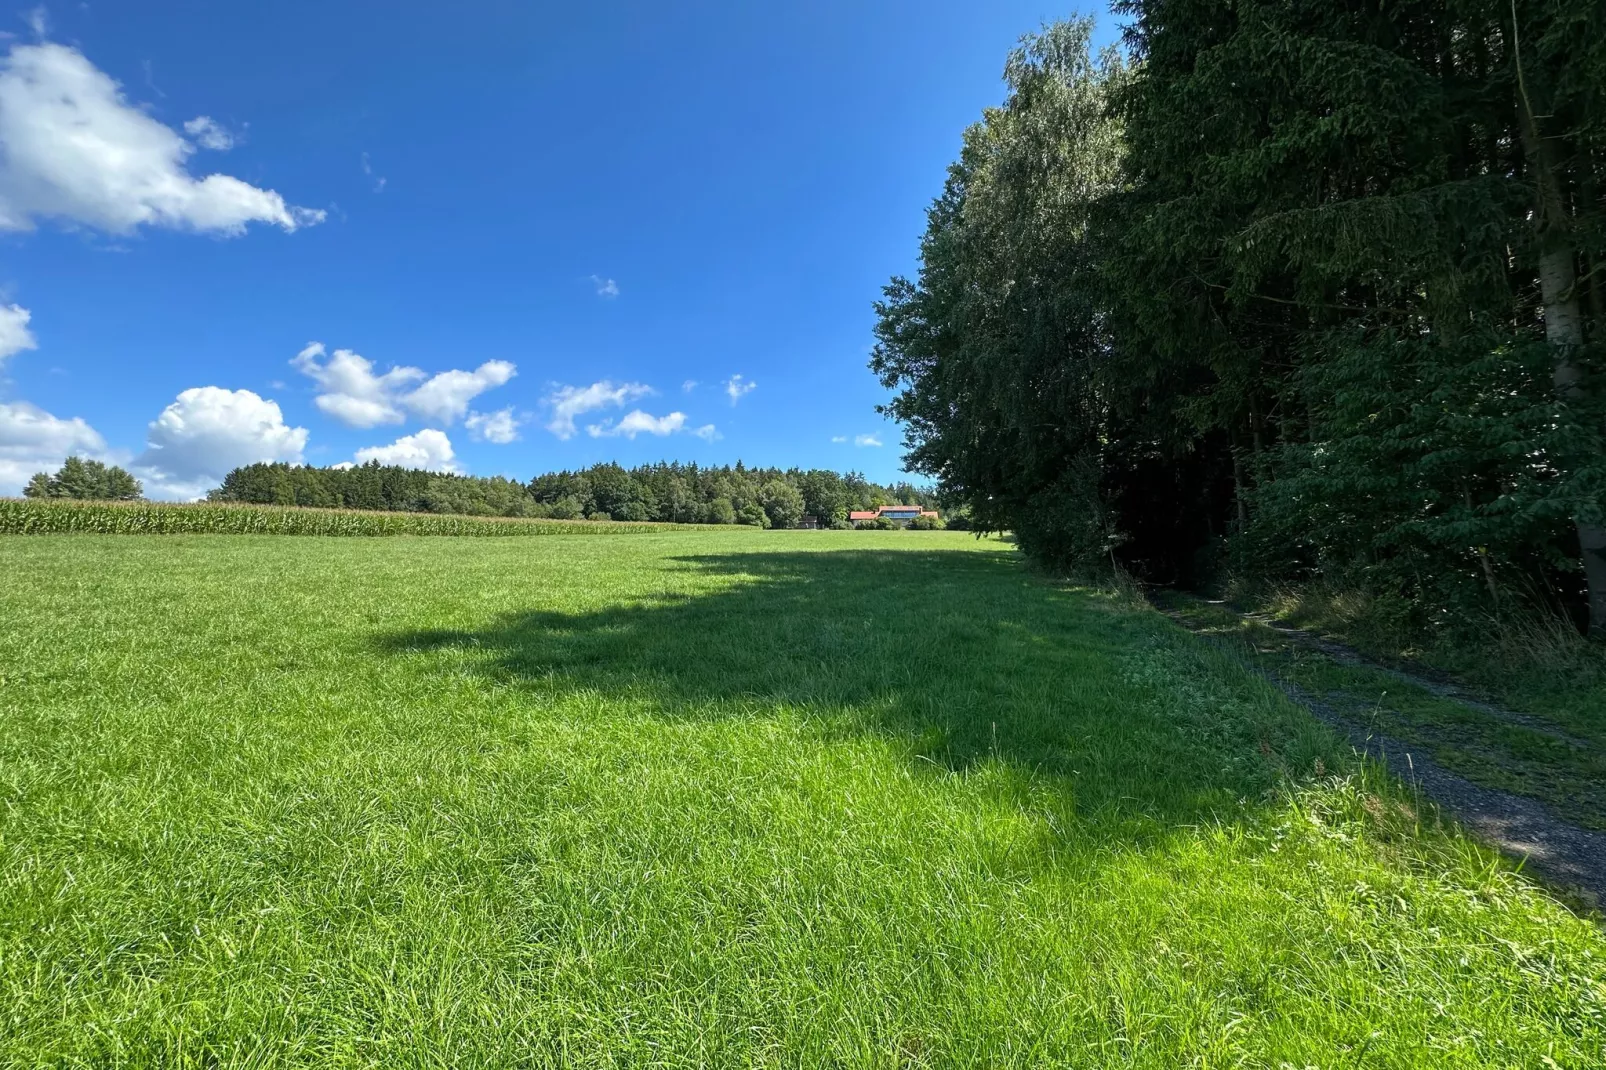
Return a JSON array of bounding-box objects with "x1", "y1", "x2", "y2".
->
[{"x1": 0, "y1": 499, "x2": 696, "y2": 537}]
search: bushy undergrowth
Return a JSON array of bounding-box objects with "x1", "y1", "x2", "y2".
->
[{"x1": 0, "y1": 498, "x2": 692, "y2": 537}]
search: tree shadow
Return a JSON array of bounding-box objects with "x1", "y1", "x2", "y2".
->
[{"x1": 375, "y1": 548, "x2": 1332, "y2": 844}]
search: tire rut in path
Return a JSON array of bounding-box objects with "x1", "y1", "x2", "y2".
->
[{"x1": 1157, "y1": 603, "x2": 1606, "y2": 908}]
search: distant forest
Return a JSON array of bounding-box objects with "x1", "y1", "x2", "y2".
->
[{"x1": 209, "y1": 461, "x2": 943, "y2": 529}]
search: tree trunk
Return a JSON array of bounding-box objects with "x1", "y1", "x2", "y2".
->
[
  {"x1": 1517, "y1": 40, "x2": 1606, "y2": 637},
  {"x1": 1533, "y1": 212, "x2": 1606, "y2": 637}
]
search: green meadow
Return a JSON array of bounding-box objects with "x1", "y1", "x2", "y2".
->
[{"x1": 1, "y1": 531, "x2": 1601, "y2": 1067}]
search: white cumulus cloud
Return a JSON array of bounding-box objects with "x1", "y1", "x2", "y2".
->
[
  {"x1": 405, "y1": 360, "x2": 516, "y2": 424},
  {"x1": 587, "y1": 410, "x2": 721, "y2": 441},
  {"x1": 182, "y1": 115, "x2": 234, "y2": 151},
  {"x1": 725, "y1": 374, "x2": 756, "y2": 405},
  {"x1": 855, "y1": 434, "x2": 883, "y2": 448},
  {"x1": 589, "y1": 275, "x2": 619, "y2": 298},
  {"x1": 543, "y1": 380, "x2": 653, "y2": 440},
  {"x1": 0, "y1": 399, "x2": 108, "y2": 494},
  {"x1": 0, "y1": 303, "x2": 37, "y2": 364},
  {"x1": 465, "y1": 407, "x2": 520, "y2": 444},
  {"x1": 291, "y1": 342, "x2": 515, "y2": 428},
  {"x1": 587, "y1": 410, "x2": 686, "y2": 439},
  {"x1": 353, "y1": 428, "x2": 456, "y2": 472},
  {"x1": 135, "y1": 387, "x2": 308, "y2": 499},
  {"x1": 291, "y1": 343, "x2": 419, "y2": 427},
  {"x1": 0, "y1": 43, "x2": 323, "y2": 235}
]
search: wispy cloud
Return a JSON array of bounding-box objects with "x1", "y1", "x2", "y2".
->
[
  {"x1": 361, "y1": 152, "x2": 386, "y2": 193},
  {"x1": 830, "y1": 435, "x2": 847, "y2": 444},
  {"x1": 590, "y1": 275, "x2": 620, "y2": 298},
  {"x1": 854, "y1": 434, "x2": 882, "y2": 448},
  {"x1": 542, "y1": 380, "x2": 653, "y2": 440},
  {"x1": 682, "y1": 379, "x2": 697, "y2": 393},
  {"x1": 587, "y1": 410, "x2": 684, "y2": 439},
  {"x1": 725, "y1": 374, "x2": 756, "y2": 405},
  {"x1": 465, "y1": 406, "x2": 521, "y2": 444},
  {"x1": 183, "y1": 116, "x2": 235, "y2": 151},
  {"x1": 586, "y1": 408, "x2": 720, "y2": 441},
  {"x1": 0, "y1": 303, "x2": 36, "y2": 366}
]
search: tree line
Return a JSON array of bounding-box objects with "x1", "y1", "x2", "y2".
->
[
  {"x1": 208, "y1": 460, "x2": 942, "y2": 529},
  {"x1": 871, "y1": 3, "x2": 1606, "y2": 637},
  {"x1": 24, "y1": 458, "x2": 142, "y2": 501}
]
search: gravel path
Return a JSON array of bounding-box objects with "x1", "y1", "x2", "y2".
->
[{"x1": 1159, "y1": 604, "x2": 1606, "y2": 907}]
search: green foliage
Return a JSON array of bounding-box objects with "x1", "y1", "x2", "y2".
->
[
  {"x1": 420, "y1": 475, "x2": 538, "y2": 518},
  {"x1": 0, "y1": 499, "x2": 686, "y2": 537},
  {"x1": 875, "y1": 4, "x2": 1606, "y2": 635},
  {"x1": 871, "y1": 18, "x2": 1130, "y2": 573},
  {"x1": 528, "y1": 463, "x2": 934, "y2": 528},
  {"x1": 23, "y1": 456, "x2": 143, "y2": 501},
  {"x1": 758, "y1": 478, "x2": 806, "y2": 529},
  {"x1": 907, "y1": 514, "x2": 944, "y2": 531},
  {"x1": 212, "y1": 461, "x2": 939, "y2": 531}
]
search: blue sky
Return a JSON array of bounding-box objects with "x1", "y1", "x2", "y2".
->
[{"x1": 0, "y1": 2, "x2": 1119, "y2": 497}]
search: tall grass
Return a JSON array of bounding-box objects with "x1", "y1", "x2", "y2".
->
[{"x1": 0, "y1": 498, "x2": 695, "y2": 537}]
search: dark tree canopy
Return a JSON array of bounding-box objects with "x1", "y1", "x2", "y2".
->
[{"x1": 873, "y1": 4, "x2": 1606, "y2": 637}]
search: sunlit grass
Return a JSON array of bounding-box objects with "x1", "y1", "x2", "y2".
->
[{"x1": 1, "y1": 531, "x2": 1601, "y2": 1067}]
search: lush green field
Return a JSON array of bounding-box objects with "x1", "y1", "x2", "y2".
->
[{"x1": 1, "y1": 531, "x2": 1601, "y2": 1068}]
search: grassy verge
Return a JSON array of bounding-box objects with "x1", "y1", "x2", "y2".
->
[
  {"x1": 0, "y1": 498, "x2": 696, "y2": 536},
  {"x1": 2, "y1": 531, "x2": 1602, "y2": 1067},
  {"x1": 1231, "y1": 581, "x2": 1606, "y2": 731},
  {"x1": 1158, "y1": 593, "x2": 1606, "y2": 832}
]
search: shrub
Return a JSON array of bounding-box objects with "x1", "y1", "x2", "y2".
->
[
  {"x1": 736, "y1": 502, "x2": 771, "y2": 528},
  {"x1": 549, "y1": 496, "x2": 585, "y2": 521}
]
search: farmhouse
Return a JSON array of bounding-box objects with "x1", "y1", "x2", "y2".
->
[{"x1": 850, "y1": 505, "x2": 941, "y2": 527}]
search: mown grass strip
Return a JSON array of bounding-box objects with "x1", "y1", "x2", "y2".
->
[{"x1": 0, "y1": 499, "x2": 698, "y2": 537}]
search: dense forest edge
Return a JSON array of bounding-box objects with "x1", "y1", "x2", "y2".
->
[
  {"x1": 869, "y1": 4, "x2": 1606, "y2": 653},
  {"x1": 193, "y1": 460, "x2": 952, "y2": 530}
]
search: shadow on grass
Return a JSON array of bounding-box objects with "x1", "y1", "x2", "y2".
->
[{"x1": 376, "y1": 549, "x2": 1335, "y2": 839}]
